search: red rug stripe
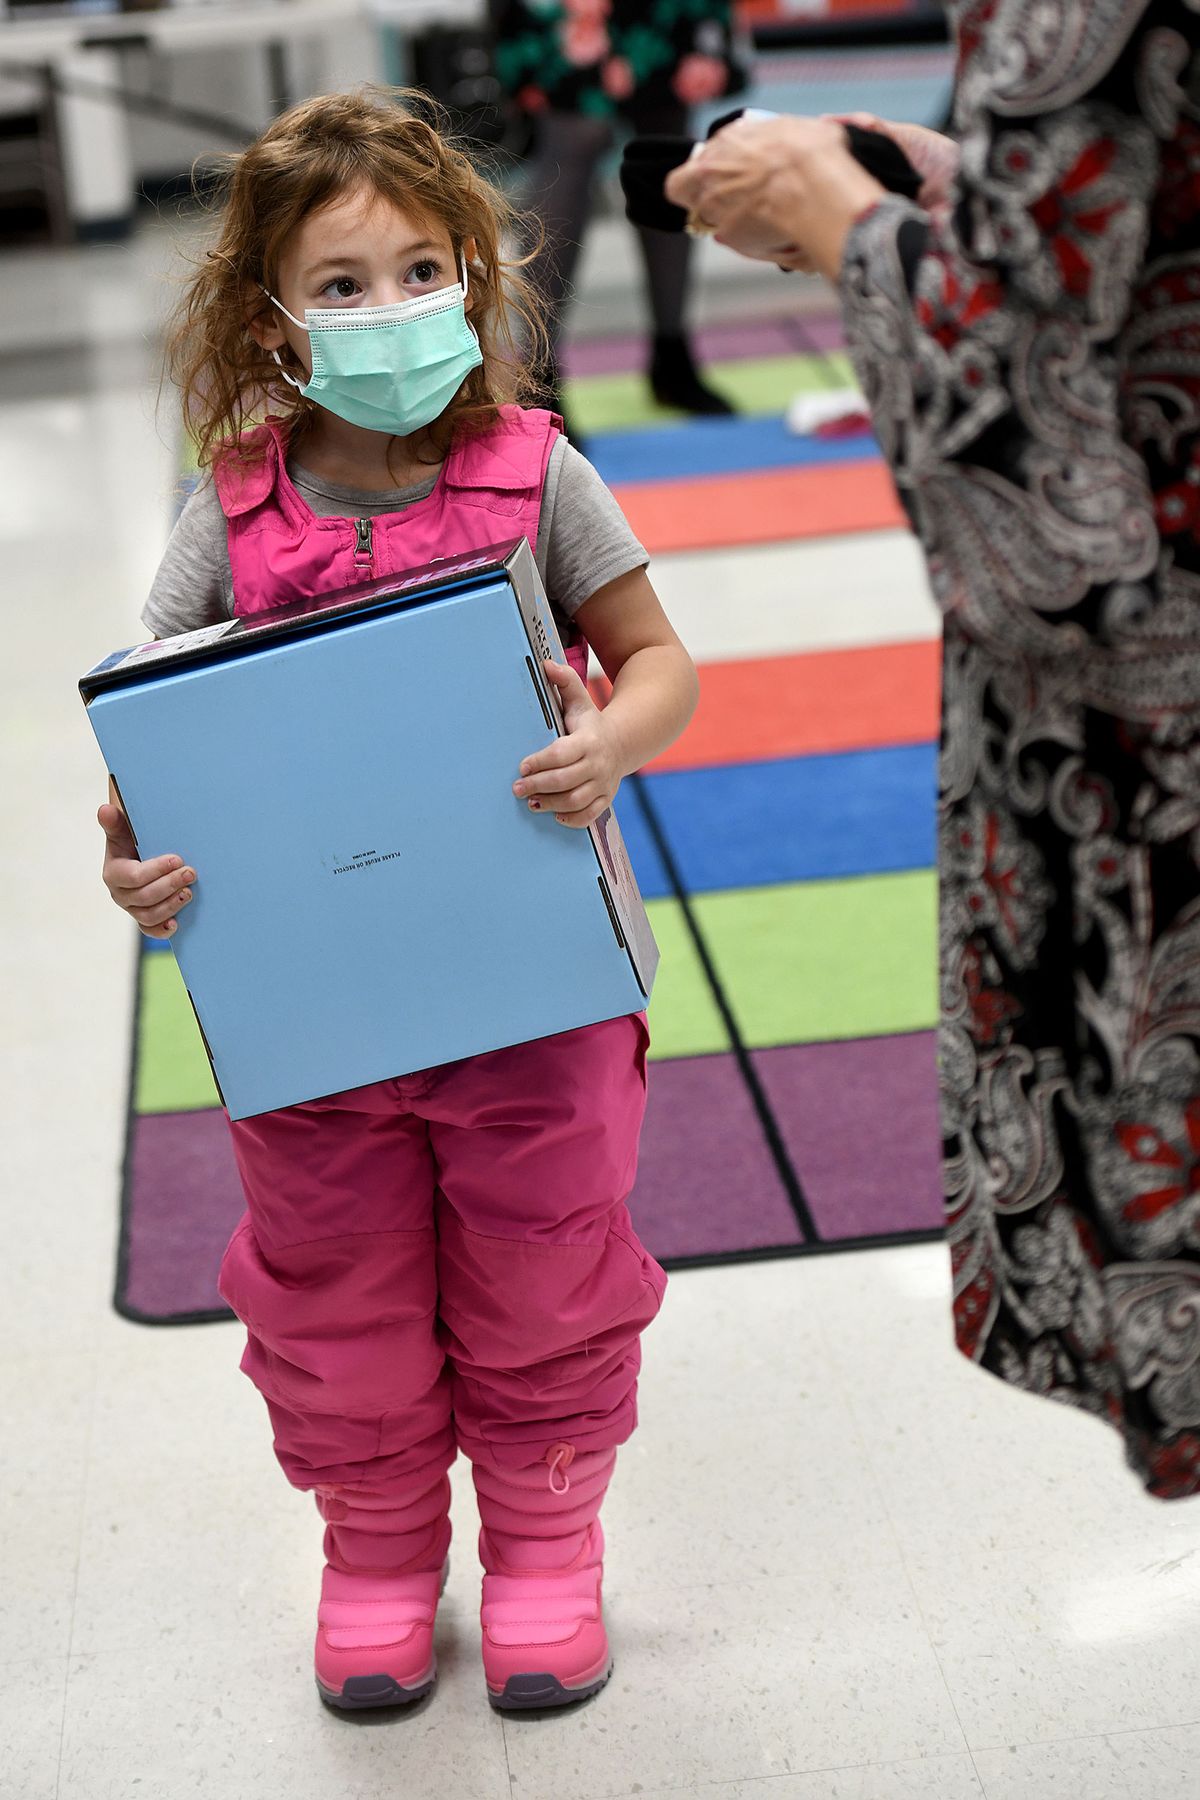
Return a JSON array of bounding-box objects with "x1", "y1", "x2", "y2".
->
[
  {"x1": 646, "y1": 641, "x2": 942, "y2": 773},
  {"x1": 614, "y1": 461, "x2": 905, "y2": 553}
]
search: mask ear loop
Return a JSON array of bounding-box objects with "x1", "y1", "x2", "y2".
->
[
  {"x1": 459, "y1": 253, "x2": 482, "y2": 349},
  {"x1": 260, "y1": 286, "x2": 309, "y2": 392}
]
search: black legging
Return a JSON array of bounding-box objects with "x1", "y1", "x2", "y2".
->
[{"x1": 521, "y1": 100, "x2": 692, "y2": 366}]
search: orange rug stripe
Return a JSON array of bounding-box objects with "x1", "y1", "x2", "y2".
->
[
  {"x1": 644, "y1": 640, "x2": 942, "y2": 773},
  {"x1": 614, "y1": 461, "x2": 905, "y2": 553}
]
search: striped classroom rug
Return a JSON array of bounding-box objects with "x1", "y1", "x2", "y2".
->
[{"x1": 114, "y1": 311, "x2": 945, "y2": 1323}]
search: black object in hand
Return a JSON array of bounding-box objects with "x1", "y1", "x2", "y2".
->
[{"x1": 619, "y1": 115, "x2": 923, "y2": 234}]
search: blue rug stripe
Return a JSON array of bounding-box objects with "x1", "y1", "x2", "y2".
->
[
  {"x1": 135, "y1": 743, "x2": 935, "y2": 920},
  {"x1": 624, "y1": 743, "x2": 937, "y2": 899},
  {"x1": 586, "y1": 417, "x2": 879, "y2": 487}
]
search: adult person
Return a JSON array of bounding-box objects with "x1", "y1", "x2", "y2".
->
[
  {"x1": 487, "y1": 0, "x2": 746, "y2": 425},
  {"x1": 667, "y1": 2, "x2": 1200, "y2": 1500}
]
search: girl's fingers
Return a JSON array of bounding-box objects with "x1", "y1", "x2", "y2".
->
[
  {"x1": 128, "y1": 888, "x2": 193, "y2": 930},
  {"x1": 139, "y1": 919, "x2": 179, "y2": 941},
  {"x1": 515, "y1": 759, "x2": 590, "y2": 799},
  {"x1": 104, "y1": 848, "x2": 188, "y2": 888},
  {"x1": 516, "y1": 737, "x2": 583, "y2": 782},
  {"x1": 97, "y1": 802, "x2": 139, "y2": 858},
  {"x1": 109, "y1": 866, "x2": 195, "y2": 911},
  {"x1": 525, "y1": 778, "x2": 599, "y2": 812},
  {"x1": 131, "y1": 852, "x2": 190, "y2": 884},
  {"x1": 542, "y1": 658, "x2": 587, "y2": 692}
]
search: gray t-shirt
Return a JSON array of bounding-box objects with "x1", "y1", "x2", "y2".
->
[{"x1": 142, "y1": 436, "x2": 647, "y2": 639}]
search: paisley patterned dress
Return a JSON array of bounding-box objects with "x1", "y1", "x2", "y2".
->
[{"x1": 839, "y1": 0, "x2": 1200, "y2": 1497}]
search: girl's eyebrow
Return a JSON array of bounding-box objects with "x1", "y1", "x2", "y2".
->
[{"x1": 303, "y1": 241, "x2": 446, "y2": 278}]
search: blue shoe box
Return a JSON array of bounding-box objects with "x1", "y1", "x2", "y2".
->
[{"x1": 81, "y1": 538, "x2": 658, "y2": 1119}]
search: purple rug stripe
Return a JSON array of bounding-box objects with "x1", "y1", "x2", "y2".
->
[
  {"x1": 750, "y1": 1033, "x2": 943, "y2": 1242},
  {"x1": 562, "y1": 311, "x2": 846, "y2": 378},
  {"x1": 630, "y1": 1054, "x2": 805, "y2": 1262},
  {"x1": 122, "y1": 1051, "x2": 806, "y2": 1320},
  {"x1": 119, "y1": 1036, "x2": 944, "y2": 1320},
  {"x1": 123, "y1": 1110, "x2": 242, "y2": 1319}
]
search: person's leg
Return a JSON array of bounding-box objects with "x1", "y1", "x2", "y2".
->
[
  {"x1": 522, "y1": 109, "x2": 613, "y2": 335},
  {"x1": 627, "y1": 99, "x2": 692, "y2": 341},
  {"x1": 627, "y1": 96, "x2": 734, "y2": 415},
  {"x1": 519, "y1": 108, "x2": 613, "y2": 427},
  {"x1": 426, "y1": 1014, "x2": 665, "y2": 1708},
  {"x1": 219, "y1": 1079, "x2": 454, "y2": 1707}
]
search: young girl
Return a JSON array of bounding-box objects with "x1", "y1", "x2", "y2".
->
[{"x1": 97, "y1": 88, "x2": 697, "y2": 1714}]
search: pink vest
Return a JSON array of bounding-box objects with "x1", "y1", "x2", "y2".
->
[{"x1": 213, "y1": 404, "x2": 563, "y2": 620}]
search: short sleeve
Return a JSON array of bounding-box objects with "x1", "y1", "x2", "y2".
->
[
  {"x1": 535, "y1": 439, "x2": 649, "y2": 621},
  {"x1": 141, "y1": 479, "x2": 235, "y2": 638}
]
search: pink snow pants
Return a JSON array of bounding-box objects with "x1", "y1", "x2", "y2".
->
[{"x1": 217, "y1": 1012, "x2": 665, "y2": 1494}]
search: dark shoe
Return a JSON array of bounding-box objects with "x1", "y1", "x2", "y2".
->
[{"x1": 648, "y1": 334, "x2": 734, "y2": 415}]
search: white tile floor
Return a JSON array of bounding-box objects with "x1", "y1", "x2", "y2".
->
[{"x1": 4, "y1": 209, "x2": 1200, "y2": 1800}]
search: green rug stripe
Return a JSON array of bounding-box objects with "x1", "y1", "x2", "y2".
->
[
  {"x1": 643, "y1": 898, "x2": 732, "y2": 1060},
  {"x1": 135, "y1": 952, "x2": 221, "y2": 1115},
  {"x1": 692, "y1": 871, "x2": 938, "y2": 1047},
  {"x1": 566, "y1": 352, "x2": 855, "y2": 437},
  {"x1": 133, "y1": 897, "x2": 729, "y2": 1115},
  {"x1": 132, "y1": 872, "x2": 933, "y2": 1117}
]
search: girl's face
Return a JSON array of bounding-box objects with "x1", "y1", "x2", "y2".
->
[{"x1": 257, "y1": 184, "x2": 474, "y2": 381}]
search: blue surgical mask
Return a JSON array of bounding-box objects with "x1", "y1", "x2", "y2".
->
[{"x1": 265, "y1": 258, "x2": 484, "y2": 436}]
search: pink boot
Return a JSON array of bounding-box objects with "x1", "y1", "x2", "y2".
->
[
  {"x1": 314, "y1": 1475, "x2": 451, "y2": 1711},
  {"x1": 474, "y1": 1444, "x2": 616, "y2": 1711}
]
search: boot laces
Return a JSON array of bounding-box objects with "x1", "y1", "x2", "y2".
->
[{"x1": 545, "y1": 1442, "x2": 575, "y2": 1495}]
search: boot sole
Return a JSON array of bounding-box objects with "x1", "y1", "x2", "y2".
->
[
  {"x1": 318, "y1": 1667, "x2": 435, "y2": 1712},
  {"x1": 488, "y1": 1659, "x2": 613, "y2": 1713}
]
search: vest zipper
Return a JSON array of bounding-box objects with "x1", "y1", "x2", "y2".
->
[{"x1": 353, "y1": 516, "x2": 374, "y2": 575}]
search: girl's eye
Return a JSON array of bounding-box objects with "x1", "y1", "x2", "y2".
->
[
  {"x1": 322, "y1": 276, "x2": 360, "y2": 301},
  {"x1": 407, "y1": 260, "x2": 441, "y2": 287}
]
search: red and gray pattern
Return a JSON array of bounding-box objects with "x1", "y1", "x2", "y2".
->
[{"x1": 840, "y1": 0, "x2": 1200, "y2": 1497}]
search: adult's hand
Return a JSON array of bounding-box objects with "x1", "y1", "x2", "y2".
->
[
  {"x1": 664, "y1": 113, "x2": 886, "y2": 281},
  {"x1": 835, "y1": 112, "x2": 960, "y2": 211}
]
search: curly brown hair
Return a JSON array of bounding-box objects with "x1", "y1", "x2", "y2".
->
[{"x1": 165, "y1": 87, "x2": 548, "y2": 472}]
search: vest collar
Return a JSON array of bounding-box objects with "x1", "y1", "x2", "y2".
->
[
  {"x1": 212, "y1": 418, "x2": 289, "y2": 517},
  {"x1": 444, "y1": 405, "x2": 561, "y2": 492},
  {"x1": 215, "y1": 405, "x2": 562, "y2": 514}
]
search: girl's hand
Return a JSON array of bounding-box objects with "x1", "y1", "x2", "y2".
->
[
  {"x1": 98, "y1": 789, "x2": 195, "y2": 939},
  {"x1": 833, "y1": 112, "x2": 960, "y2": 211},
  {"x1": 513, "y1": 661, "x2": 622, "y2": 830}
]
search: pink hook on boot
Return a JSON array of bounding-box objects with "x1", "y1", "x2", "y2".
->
[{"x1": 473, "y1": 1444, "x2": 616, "y2": 1711}]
